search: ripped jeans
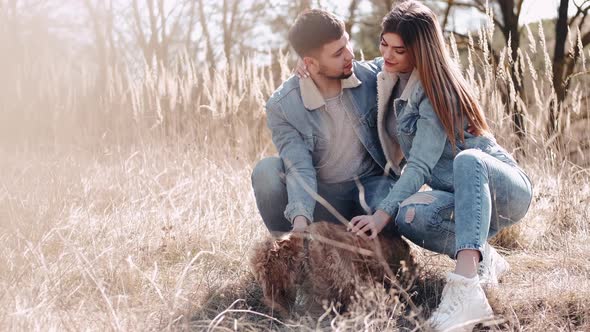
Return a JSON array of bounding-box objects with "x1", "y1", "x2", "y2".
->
[{"x1": 394, "y1": 150, "x2": 533, "y2": 258}]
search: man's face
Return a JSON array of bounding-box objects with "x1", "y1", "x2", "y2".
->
[{"x1": 306, "y1": 32, "x2": 354, "y2": 80}]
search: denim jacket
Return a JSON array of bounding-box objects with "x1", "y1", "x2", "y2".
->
[
  {"x1": 376, "y1": 69, "x2": 518, "y2": 217},
  {"x1": 265, "y1": 59, "x2": 389, "y2": 223}
]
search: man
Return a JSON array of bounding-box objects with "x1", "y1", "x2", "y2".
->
[{"x1": 251, "y1": 9, "x2": 398, "y2": 235}]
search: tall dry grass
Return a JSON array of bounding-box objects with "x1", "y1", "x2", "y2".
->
[{"x1": 1, "y1": 15, "x2": 589, "y2": 331}]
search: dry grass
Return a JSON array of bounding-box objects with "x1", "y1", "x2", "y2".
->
[{"x1": 1, "y1": 16, "x2": 590, "y2": 331}]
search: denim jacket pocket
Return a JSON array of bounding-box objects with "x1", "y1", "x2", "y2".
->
[
  {"x1": 460, "y1": 135, "x2": 496, "y2": 152},
  {"x1": 489, "y1": 146, "x2": 518, "y2": 167},
  {"x1": 397, "y1": 111, "x2": 420, "y2": 136},
  {"x1": 306, "y1": 135, "x2": 331, "y2": 168}
]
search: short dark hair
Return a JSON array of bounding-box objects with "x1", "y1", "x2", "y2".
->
[{"x1": 288, "y1": 9, "x2": 345, "y2": 57}]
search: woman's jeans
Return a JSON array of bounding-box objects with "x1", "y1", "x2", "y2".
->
[{"x1": 395, "y1": 149, "x2": 533, "y2": 258}]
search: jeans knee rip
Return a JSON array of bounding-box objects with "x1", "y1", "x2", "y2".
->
[
  {"x1": 404, "y1": 207, "x2": 416, "y2": 223},
  {"x1": 400, "y1": 192, "x2": 436, "y2": 207}
]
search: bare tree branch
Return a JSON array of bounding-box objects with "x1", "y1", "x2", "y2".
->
[
  {"x1": 442, "y1": 0, "x2": 454, "y2": 31},
  {"x1": 569, "y1": 0, "x2": 590, "y2": 25},
  {"x1": 431, "y1": 0, "x2": 505, "y2": 29},
  {"x1": 197, "y1": 0, "x2": 215, "y2": 75},
  {"x1": 131, "y1": 0, "x2": 149, "y2": 62},
  {"x1": 345, "y1": 0, "x2": 360, "y2": 36}
]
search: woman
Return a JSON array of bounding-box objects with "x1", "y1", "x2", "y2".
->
[{"x1": 346, "y1": 1, "x2": 533, "y2": 330}]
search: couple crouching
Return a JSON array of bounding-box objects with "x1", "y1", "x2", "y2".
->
[{"x1": 251, "y1": 2, "x2": 533, "y2": 331}]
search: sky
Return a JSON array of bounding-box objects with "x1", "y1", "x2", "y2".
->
[
  {"x1": 44, "y1": 0, "x2": 582, "y2": 68},
  {"x1": 519, "y1": 0, "x2": 578, "y2": 24},
  {"x1": 325, "y1": 0, "x2": 580, "y2": 33}
]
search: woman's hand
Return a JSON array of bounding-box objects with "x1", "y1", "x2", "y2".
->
[
  {"x1": 293, "y1": 58, "x2": 310, "y2": 78},
  {"x1": 349, "y1": 210, "x2": 392, "y2": 240}
]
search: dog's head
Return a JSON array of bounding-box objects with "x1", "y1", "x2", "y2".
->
[{"x1": 249, "y1": 233, "x2": 306, "y2": 315}]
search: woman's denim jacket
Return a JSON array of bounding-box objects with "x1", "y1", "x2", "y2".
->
[
  {"x1": 265, "y1": 59, "x2": 390, "y2": 223},
  {"x1": 375, "y1": 69, "x2": 518, "y2": 217}
]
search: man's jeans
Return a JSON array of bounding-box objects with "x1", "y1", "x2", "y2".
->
[
  {"x1": 251, "y1": 157, "x2": 396, "y2": 234},
  {"x1": 395, "y1": 149, "x2": 533, "y2": 258}
]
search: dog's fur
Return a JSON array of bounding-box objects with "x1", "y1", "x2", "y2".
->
[{"x1": 249, "y1": 222, "x2": 415, "y2": 316}]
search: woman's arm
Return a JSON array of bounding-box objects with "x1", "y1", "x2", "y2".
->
[
  {"x1": 377, "y1": 96, "x2": 447, "y2": 217},
  {"x1": 350, "y1": 95, "x2": 448, "y2": 238}
]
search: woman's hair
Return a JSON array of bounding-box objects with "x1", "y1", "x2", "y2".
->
[{"x1": 381, "y1": 1, "x2": 489, "y2": 147}]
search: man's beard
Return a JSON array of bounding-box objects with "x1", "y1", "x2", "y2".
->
[
  {"x1": 318, "y1": 66, "x2": 353, "y2": 80},
  {"x1": 333, "y1": 71, "x2": 353, "y2": 79}
]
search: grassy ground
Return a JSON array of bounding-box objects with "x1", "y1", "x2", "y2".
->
[{"x1": 1, "y1": 137, "x2": 589, "y2": 331}]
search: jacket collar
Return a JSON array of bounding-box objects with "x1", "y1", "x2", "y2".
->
[
  {"x1": 376, "y1": 68, "x2": 420, "y2": 103},
  {"x1": 299, "y1": 73, "x2": 362, "y2": 110},
  {"x1": 375, "y1": 68, "x2": 420, "y2": 176},
  {"x1": 400, "y1": 69, "x2": 420, "y2": 101}
]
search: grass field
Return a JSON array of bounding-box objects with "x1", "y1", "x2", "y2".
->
[{"x1": 1, "y1": 21, "x2": 590, "y2": 331}]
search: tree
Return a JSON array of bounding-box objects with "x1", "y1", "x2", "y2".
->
[
  {"x1": 436, "y1": 0, "x2": 528, "y2": 143},
  {"x1": 130, "y1": 0, "x2": 190, "y2": 70},
  {"x1": 82, "y1": 0, "x2": 118, "y2": 93},
  {"x1": 549, "y1": 0, "x2": 590, "y2": 136},
  {"x1": 196, "y1": 0, "x2": 215, "y2": 76},
  {"x1": 345, "y1": 0, "x2": 361, "y2": 37},
  {"x1": 355, "y1": 0, "x2": 397, "y2": 60}
]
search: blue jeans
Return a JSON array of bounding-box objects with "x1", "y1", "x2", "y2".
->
[
  {"x1": 252, "y1": 157, "x2": 397, "y2": 234},
  {"x1": 394, "y1": 149, "x2": 533, "y2": 258}
]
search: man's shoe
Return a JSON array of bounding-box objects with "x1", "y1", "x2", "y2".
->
[
  {"x1": 427, "y1": 273, "x2": 494, "y2": 332},
  {"x1": 478, "y1": 243, "x2": 510, "y2": 287}
]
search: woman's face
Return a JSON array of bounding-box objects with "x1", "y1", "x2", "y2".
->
[{"x1": 379, "y1": 32, "x2": 414, "y2": 74}]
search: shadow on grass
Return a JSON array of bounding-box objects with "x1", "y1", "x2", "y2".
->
[{"x1": 184, "y1": 270, "x2": 453, "y2": 331}]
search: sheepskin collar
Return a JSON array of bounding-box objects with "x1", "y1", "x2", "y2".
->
[
  {"x1": 299, "y1": 73, "x2": 362, "y2": 111},
  {"x1": 376, "y1": 69, "x2": 420, "y2": 106},
  {"x1": 375, "y1": 68, "x2": 420, "y2": 177}
]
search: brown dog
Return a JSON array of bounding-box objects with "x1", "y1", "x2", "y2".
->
[{"x1": 249, "y1": 222, "x2": 415, "y2": 317}]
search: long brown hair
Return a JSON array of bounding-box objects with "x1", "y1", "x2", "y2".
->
[{"x1": 381, "y1": 1, "x2": 489, "y2": 148}]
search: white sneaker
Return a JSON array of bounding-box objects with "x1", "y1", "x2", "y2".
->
[
  {"x1": 427, "y1": 273, "x2": 494, "y2": 332},
  {"x1": 478, "y1": 243, "x2": 510, "y2": 287}
]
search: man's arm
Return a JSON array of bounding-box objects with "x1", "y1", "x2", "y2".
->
[{"x1": 266, "y1": 102, "x2": 317, "y2": 225}]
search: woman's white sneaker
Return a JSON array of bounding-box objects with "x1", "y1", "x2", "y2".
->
[
  {"x1": 427, "y1": 272, "x2": 494, "y2": 332},
  {"x1": 478, "y1": 243, "x2": 510, "y2": 287}
]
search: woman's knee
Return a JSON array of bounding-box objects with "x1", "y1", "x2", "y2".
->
[
  {"x1": 395, "y1": 191, "x2": 454, "y2": 232},
  {"x1": 453, "y1": 149, "x2": 488, "y2": 175},
  {"x1": 394, "y1": 191, "x2": 456, "y2": 257}
]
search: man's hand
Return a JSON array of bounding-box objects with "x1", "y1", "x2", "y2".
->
[
  {"x1": 292, "y1": 215, "x2": 309, "y2": 233},
  {"x1": 349, "y1": 210, "x2": 392, "y2": 240}
]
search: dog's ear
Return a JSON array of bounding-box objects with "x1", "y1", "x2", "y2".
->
[{"x1": 250, "y1": 234, "x2": 303, "y2": 317}]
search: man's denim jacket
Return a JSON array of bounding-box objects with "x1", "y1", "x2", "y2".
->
[
  {"x1": 265, "y1": 59, "x2": 390, "y2": 223},
  {"x1": 375, "y1": 69, "x2": 518, "y2": 217}
]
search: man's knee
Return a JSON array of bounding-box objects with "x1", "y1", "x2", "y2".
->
[{"x1": 252, "y1": 157, "x2": 284, "y2": 190}]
